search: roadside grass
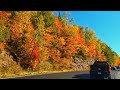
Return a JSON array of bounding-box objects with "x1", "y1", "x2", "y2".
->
[{"x1": 0, "y1": 66, "x2": 90, "y2": 79}]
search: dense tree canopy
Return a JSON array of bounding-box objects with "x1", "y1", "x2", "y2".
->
[{"x1": 0, "y1": 11, "x2": 119, "y2": 69}]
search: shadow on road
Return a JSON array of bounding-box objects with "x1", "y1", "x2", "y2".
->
[{"x1": 72, "y1": 74, "x2": 90, "y2": 79}]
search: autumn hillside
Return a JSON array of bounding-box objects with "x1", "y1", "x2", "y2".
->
[{"x1": 0, "y1": 11, "x2": 120, "y2": 76}]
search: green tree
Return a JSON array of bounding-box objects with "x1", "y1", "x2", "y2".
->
[{"x1": 101, "y1": 43, "x2": 114, "y2": 64}]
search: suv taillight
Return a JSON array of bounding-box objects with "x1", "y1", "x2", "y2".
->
[{"x1": 108, "y1": 68, "x2": 111, "y2": 72}]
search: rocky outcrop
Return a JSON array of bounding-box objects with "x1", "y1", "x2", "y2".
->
[
  {"x1": 71, "y1": 57, "x2": 94, "y2": 69},
  {"x1": 0, "y1": 48, "x2": 17, "y2": 68}
]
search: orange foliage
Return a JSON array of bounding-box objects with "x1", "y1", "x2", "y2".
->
[
  {"x1": 50, "y1": 48, "x2": 61, "y2": 62},
  {"x1": 55, "y1": 14, "x2": 63, "y2": 37},
  {"x1": 55, "y1": 13, "x2": 63, "y2": 30},
  {"x1": 7, "y1": 12, "x2": 40, "y2": 68},
  {"x1": 0, "y1": 42, "x2": 5, "y2": 49},
  {"x1": 0, "y1": 11, "x2": 11, "y2": 25},
  {"x1": 96, "y1": 50, "x2": 106, "y2": 61},
  {"x1": 0, "y1": 11, "x2": 118, "y2": 69},
  {"x1": 86, "y1": 42, "x2": 96, "y2": 59}
]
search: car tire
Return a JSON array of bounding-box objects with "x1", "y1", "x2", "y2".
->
[
  {"x1": 108, "y1": 75, "x2": 111, "y2": 79},
  {"x1": 90, "y1": 75, "x2": 94, "y2": 79}
]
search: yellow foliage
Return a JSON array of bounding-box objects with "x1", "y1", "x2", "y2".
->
[
  {"x1": 59, "y1": 37, "x2": 65, "y2": 46},
  {"x1": 39, "y1": 47, "x2": 49, "y2": 62},
  {"x1": 60, "y1": 58, "x2": 72, "y2": 65}
]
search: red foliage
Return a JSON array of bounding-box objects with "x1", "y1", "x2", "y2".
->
[{"x1": 30, "y1": 42, "x2": 40, "y2": 68}]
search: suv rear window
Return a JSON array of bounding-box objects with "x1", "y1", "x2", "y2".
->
[{"x1": 94, "y1": 61, "x2": 108, "y2": 66}]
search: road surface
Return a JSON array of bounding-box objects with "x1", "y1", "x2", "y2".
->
[{"x1": 8, "y1": 70, "x2": 120, "y2": 79}]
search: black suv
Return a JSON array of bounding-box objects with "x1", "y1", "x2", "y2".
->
[{"x1": 90, "y1": 61, "x2": 111, "y2": 79}]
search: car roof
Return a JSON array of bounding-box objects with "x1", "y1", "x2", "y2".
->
[
  {"x1": 93, "y1": 61, "x2": 109, "y2": 66},
  {"x1": 94, "y1": 61, "x2": 108, "y2": 63}
]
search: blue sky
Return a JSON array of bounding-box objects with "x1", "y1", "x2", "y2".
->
[{"x1": 53, "y1": 11, "x2": 120, "y2": 56}]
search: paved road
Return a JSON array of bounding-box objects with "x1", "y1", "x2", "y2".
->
[
  {"x1": 9, "y1": 70, "x2": 120, "y2": 79},
  {"x1": 111, "y1": 70, "x2": 120, "y2": 79}
]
